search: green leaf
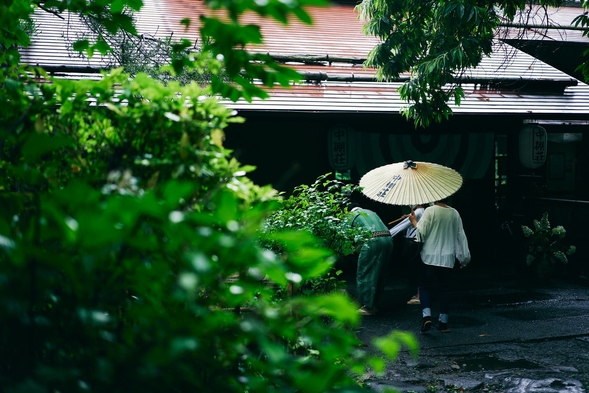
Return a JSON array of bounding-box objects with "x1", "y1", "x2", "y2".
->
[
  {"x1": 162, "y1": 180, "x2": 197, "y2": 207},
  {"x1": 93, "y1": 36, "x2": 111, "y2": 55},
  {"x1": 126, "y1": 0, "x2": 144, "y2": 11},
  {"x1": 444, "y1": 3, "x2": 458, "y2": 17},
  {"x1": 111, "y1": 0, "x2": 126, "y2": 13},
  {"x1": 73, "y1": 39, "x2": 90, "y2": 52},
  {"x1": 52, "y1": 181, "x2": 101, "y2": 209},
  {"x1": 368, "y1": 356, "x2": 386, "y2": 373},
  {"x1": 311, "y1": 294, "x2": 359, "y2": 324},
  {"x1": 292, "y1": 7, "x2": 313, "y2": 24},
  {"x1": 213, "y1": 189, "x2": 239, "y2": 225},
  {"x1": 180, "y1": 18, "x2": 191, "y2": 28},
  {"x1": 373, "y1": 331, "x2": 419, "y2": 359},
  {"x1": 109, "y1": 13, "x2": 137, "y2": 34},
  {"x1": 22, "y1": 133, "x2": 73, "y2": 162}
]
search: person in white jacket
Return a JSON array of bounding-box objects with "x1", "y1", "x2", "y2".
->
[{"x1": 409, "y1": 198, "x2": 470, "y2": 333}]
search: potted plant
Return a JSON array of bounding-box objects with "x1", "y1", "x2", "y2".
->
[{"x1": 521, "y1": 212, "x2": 576, "y2": 279}]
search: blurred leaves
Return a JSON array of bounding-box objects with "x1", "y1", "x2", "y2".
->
[{"x1": 0, "y1": 0, "x2": 417, "y2": 391}]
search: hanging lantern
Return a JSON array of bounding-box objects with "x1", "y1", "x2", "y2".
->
[
  {"x1": 519, "y1": 124, "x2": 547, "y2": 169},
  {"x1": 327, "y1": 126, "x2": 356, "y2": 171}
]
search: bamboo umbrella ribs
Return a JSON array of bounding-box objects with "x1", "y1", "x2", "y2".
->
[{"x1": 359, "y1": 160, "x2": 463, "y2": 206}]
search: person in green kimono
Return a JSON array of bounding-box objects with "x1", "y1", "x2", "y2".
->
[{"x1": 349, "y1": 202, "x2": 394, "y2": 315}]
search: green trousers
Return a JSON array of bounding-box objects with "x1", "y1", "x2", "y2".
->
[{"x1": 356, "y1": 236, "x2": 394, "y2": 309}]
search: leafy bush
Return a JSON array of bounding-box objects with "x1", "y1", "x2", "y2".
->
[
  {"x1": 1, "y1": 2, "x2": 418, "y2": 392},
  {"x1": 0, "y1": 69, "x2": 419, "y2": 393},
  {"x1": 521, "y1": 212, "x2": 576, "y2": 279},
  {"x1": 259, "y1": 174, "x2": 369, "y2": 296},
  {"x1": 261, "y1": 174, "x2": 369, "y2": 258}
]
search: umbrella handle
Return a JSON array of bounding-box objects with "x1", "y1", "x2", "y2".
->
[{"x1": 387, "y1": 215, "x2": 407, "y2": 226}]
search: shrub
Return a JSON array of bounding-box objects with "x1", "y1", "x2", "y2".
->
[
  {"x1": 261, "y1": 174, "x2": 368, "y2": 258},
  {"x1": 0, "y1": 69, "x2": 418, "y2": 393},
  {"x1": 521, "y1": 212, "x2": 576, "y2": 279},
  {"x1": 1, "y1": 2, "x2": 418, "y2": 391},
  {"x1": 259, "y1": 174, "x2": 369, "y2": 296}
]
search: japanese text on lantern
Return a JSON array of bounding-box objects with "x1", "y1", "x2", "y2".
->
[
  {"x1": 532, "y1": 129, "x2": 546, "y2": 163},
  {"x1": 331, "y1": 129, "x2": 348, "y2": 167},
  {"x1": 328, "y1": 126, "x2": 356, "y2": 171}
]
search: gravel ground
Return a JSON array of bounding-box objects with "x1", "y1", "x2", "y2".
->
[
  {"x1": 369, "y1": 337, "x2": 589, "y2": 392},
  {"x1": 351, "y1": 271, "x2": 589, "y2": 393}
]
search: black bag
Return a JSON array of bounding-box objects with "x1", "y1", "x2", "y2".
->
[{"x1": 403, "y1": 238, "x2": 422, "y2": 263}]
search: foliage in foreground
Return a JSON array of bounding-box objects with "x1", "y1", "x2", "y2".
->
[
  {"x1": 522, "y1": 212, "x2": 576, "y2": 279},
  {"x1": 1, "y1": 0, "x2": 419, "y2": 391},
  {"x1": 0, "y1": 68, "x2": 419, "y2": 393}
]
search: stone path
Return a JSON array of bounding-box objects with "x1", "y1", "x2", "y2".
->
[{"x1": 348, "y1": 270, "x2": 589, "y2": 392}]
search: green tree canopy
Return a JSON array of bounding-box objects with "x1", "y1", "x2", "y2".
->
[{"x1": 356, "y1": 0, "x2": 589, "y2": 127}]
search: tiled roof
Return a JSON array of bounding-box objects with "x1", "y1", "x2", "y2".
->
[
  {"x1": 219, "y1": 81, "x2": 589, "y2": 119},
  {"x1": 498, "y1": 5, "x2": 589, "y2": 43},
  {"x1": 19, "y1": 1, "x2": 589, "y2": 119}
]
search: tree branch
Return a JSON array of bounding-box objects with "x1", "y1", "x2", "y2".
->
[{"x1": 35, "y1": 2, "x2": 65, "y2": 20}]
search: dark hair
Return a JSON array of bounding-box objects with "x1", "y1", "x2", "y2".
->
[{"x1": 348, "y1": 202, "x2": 360, "y2": 210}]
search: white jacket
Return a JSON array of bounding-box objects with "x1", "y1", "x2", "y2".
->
[{"x1": 416, "y1": 205, "x2": 471, "y2": 268}]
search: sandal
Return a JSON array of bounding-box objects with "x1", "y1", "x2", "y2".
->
[
  {"x1": 420, "y1": 317, "x2": 432, "y2": 333},
  {"x1": 358, "y1": 305, "x2": 378, "y2": 316}
]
